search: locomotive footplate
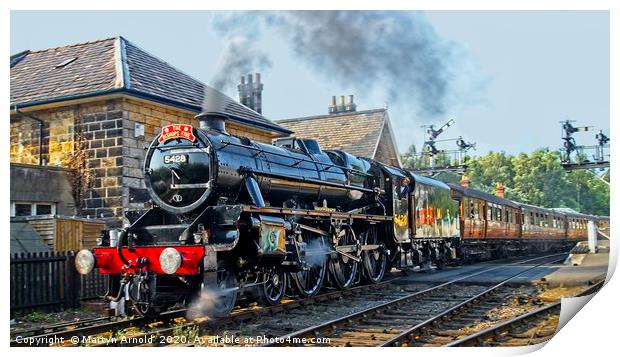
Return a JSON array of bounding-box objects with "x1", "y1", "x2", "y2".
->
[{"x1": 241, "y1": 205, "x2": 392, "y2": 222}]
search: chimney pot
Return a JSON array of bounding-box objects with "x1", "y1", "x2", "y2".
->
[
  {"x1": 328, "y1": 96, "x2": 338, "y2": 114},
  {"x1": 345, "y1": 94, "x2": 356, "y2": 112},
  {"x1": 238, "y1": 73, "x2": 263, "y2": 114}
]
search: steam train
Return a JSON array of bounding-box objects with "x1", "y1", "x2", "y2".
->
[{"x1": 75, "y1": 111, "x2": 609, "y2": 317}]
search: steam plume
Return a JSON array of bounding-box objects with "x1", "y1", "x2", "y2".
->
[{"x1": 211, "y1": 11, "x2": 480, "y2": 117}]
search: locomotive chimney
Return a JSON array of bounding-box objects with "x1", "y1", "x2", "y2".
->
[
  {"x1": 459, "y1": 175, "x2": 470, "y2": 188},
  {"x1": 328, "y1": 95, "x2": 337, "y2": 114},
  {"x1": 495, "y1": 182, "x2": 505, "y2": 198},
  {"x1": 195, "y1": 111, "x2": 229, "y2": 134}
]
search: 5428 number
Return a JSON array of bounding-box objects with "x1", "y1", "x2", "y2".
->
[{"x1": 163, "y1": 154, "x2": 188, "y2": 164}]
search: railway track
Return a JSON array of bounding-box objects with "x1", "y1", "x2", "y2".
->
[
  {"x1": 92, "y1": 277, "x2": 421, "y2": 347},
  {"x1": 10, "y1": 252, "x2": 575, "y2": 347},
  {"x1": 264, "y1": 253, "x2": 570, "y2": 346},
  {"x1": 445, "y1": 280, "x2": 604, "y2": 347},
  {"x1": 12, "y1": 276, "x2": 405, "y2": 347},
  {"x1": 10, "y1": 309, "x2": 188, "y2": 346}
]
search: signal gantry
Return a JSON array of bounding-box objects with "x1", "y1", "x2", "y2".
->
[
  {"x1": 559, "y1": 120, "x2": 609, "y2": 171},
  {"x1": 405, "y1": 119, "x2": 476, "y2": 176}
]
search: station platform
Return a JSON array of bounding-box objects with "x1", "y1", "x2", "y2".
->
[{"x1": 393, "y1": 243, "x2": 609, "y2": 287}]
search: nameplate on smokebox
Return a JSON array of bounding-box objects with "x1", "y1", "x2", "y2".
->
[{"x1": 159, "y1": 124, "x2": 196, "y2": 143}]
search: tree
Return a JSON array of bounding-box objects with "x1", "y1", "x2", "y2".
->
[
  {"x1": 466, "y1": 151, "x2": 514, "y2": 195},
  {"x1": 402, "y1": 148, "x2": 609, "y2": 216}
]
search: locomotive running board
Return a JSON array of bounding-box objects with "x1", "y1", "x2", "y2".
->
[{"x1": 242, "y1": 206, "x2": 392, "y2": 222}]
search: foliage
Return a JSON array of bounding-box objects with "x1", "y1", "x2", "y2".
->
[
  {"x1": 66, "y1": 131, "x2": 95, "y2": 210},
  {"x1": 401, "y1": 147, "x2": 610, "y2": 216},
  {"x1": 22, "y1": 310, "x2": 55, "y2": 322}
]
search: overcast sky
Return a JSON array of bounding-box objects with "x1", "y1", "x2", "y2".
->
[{"x1": 10, "y1": 11, "x2": 610, "y2": 156}]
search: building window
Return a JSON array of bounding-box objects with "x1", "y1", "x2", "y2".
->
[
  {"x1": 10, "y1": 202, "x2": 56, "y2": 217},
  {"x1": 35, "y1": 204, "x2": 53, "y2": 215},
  {"x1": 13, "y1": 203, "x2": 33, "y2": 216}
]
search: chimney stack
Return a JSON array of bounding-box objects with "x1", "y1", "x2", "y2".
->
[
  {"x1": 329, "y1": 94, "x2": 357, "y2": 114},
  {"x1": 459, "y1": 175, "x2": 470, "y2": 188},
  {"x1": 495, "y1": 182, "x2": 505, "y2": 198},
  {"x1": 238, "y1": 73, "x2": 264, "y2": 114}
]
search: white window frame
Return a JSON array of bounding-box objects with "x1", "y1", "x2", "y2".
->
[{"x1": 10, "y1": 201, "x2": 56, "y2": 217}]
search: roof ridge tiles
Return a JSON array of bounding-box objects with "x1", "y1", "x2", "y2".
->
[
  {"x1": 276, "y1": 108, "x2": 386, "y2": 123},
  {"x1": 14, "y1": 36, "x2": 119, "y2": 55}
]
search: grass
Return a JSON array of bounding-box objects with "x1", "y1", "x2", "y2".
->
[{"x1": 21, "y1": 311, "x2": 55, "y2": 322}]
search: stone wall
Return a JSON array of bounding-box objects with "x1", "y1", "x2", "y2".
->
[{"x1": 11, "y1": 100, "x2": 125, "y2": 226}]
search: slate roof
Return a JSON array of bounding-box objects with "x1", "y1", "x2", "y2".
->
[
  {"x1": 10, "y1": 37, "x2": 290, "y2": 135},
  {"x1": 10, "y1": 221, "x2": 51, "y2": 254},
  {"x1": 277, "y1": 109, "x2": 393, "y2": 159}
]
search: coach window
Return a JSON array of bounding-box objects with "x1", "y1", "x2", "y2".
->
[
  {"x1": 473, "y1": 200, "x2": 479, "y2": 220},
  {"x1": 487, "y1": 206, "x2": 492, "y2": 221}
]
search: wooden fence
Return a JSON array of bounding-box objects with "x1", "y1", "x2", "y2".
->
[{"x1": 10, "y1": 251, "x2": 107, "y2": 316}]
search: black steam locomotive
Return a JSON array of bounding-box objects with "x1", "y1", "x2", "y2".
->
[{"x1": 74, "y1": 111, "x2": 607, "y2": 317}]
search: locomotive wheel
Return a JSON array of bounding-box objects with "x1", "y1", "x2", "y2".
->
[
  {"x1": 257, "y1": 270, "x2": 287, "y2": 306},
  {"x1": 361, "y1": 225, "x2": 387, "y2": 284},
  {"x1": 191, "y1": 261, "x2": 238, "y2": 318},
  {"x1": 291, "y1": 234, "x2": 327, "y2": 297},
  {"x1": 328, "y1": 225, "x2": 359, "y2": 290}
]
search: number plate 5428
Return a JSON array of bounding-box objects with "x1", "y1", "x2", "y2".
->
[{"x1": 163, "y1": 154, "x2": 188, "y2": 164}]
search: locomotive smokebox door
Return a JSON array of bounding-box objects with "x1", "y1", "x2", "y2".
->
[{"x1": 257, "y1": 215, "x2": 287, "y2": 260}]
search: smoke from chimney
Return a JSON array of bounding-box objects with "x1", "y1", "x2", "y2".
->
[{"x1": 211, "y1": 11, "x2": 484, "y2": 117}]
